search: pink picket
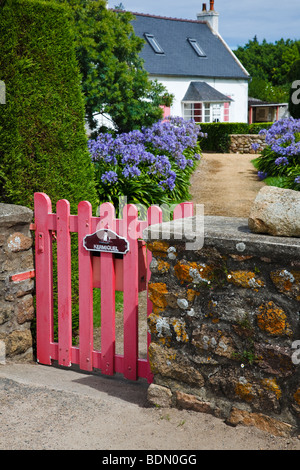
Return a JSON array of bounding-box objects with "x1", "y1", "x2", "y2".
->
[
  {"x1": 122, "y1": 204, "x2": 139, "y2": 381},
  {"x1": 34, "y1": 192, "x2": 54, "y2": 365},
  {"x1": 100, "y1": 252, "x2": 116, "y2": 375},
  {"x1": 78, "y1": 200, "x2": 94, "y2": 371},
  {"x1": 56, "y1": 199, "x2": 72, "y2": 367},
  {"x1": 173, "y1": 201, "x2": 194, "y2": 220},
  {"x1": 99, "y1": 203, "x2": 116, "y2": 376}
]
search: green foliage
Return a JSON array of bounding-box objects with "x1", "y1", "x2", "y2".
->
[
  {"x1": 199, "y1": 122, "x2": 273, "y2": 153},
  {"x1": 54, "y1": 0, "x2": 173, "y2": 133},
  {"x1": 234, "y1": 37, "x2": 300, "y2": 102},
  {"x1": 0, "y1": 0, "x2": 97, "y2": 212},
  {"x1": 93, "y1": 162, "x2": 170, "y2": 213},
  {"x1": 287, "y1": 58, "x2": 300, "y2": 82},
  {"x1": 252, "y1": 118, "x2": 300, "y2": 191},
  {"x1": 249, "y1": 77, "x2": 289, "y2": 103},
  {"x1": 92, "y1": 289, "x2": 123, "y2": 328}
]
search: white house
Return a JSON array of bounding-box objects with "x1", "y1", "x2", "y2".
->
[{"x1": 130, "y1": 1, "x2": 250, "y2": 123}]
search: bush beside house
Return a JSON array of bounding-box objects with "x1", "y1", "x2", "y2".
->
[{"x1": 199, "y1": 122, "x2": 273, "y2": 153}]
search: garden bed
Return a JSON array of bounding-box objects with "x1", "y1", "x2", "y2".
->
[{"x1": 252, "y1": 118, "x2": 300, "y2": 191}]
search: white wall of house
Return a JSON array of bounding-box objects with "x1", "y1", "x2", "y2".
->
[
  {"x1": 150, "y1": 75, "x2": 249, "y2": 123},
  {"x1": 89, "y1": 76, "x2": 249, "y2": 133}
]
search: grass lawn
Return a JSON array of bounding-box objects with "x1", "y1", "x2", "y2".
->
[{"x1": 93, "y1": 289, "x2": 124, "y2": 328}]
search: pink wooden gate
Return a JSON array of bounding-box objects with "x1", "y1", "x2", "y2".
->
[{"x1": 34, "y1": 192, "x2": 193, "y2": 383}]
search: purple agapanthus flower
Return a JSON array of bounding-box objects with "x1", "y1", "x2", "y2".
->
[
  {"x1": 257, "y1": 171, "x2": 268, "y2": 180},
  {"x1": 122, "y1": 165, "x2": 141, "y2": 178},
  {"x1": 274, "y1": 156, "x2": 289, "y2": 166},
  {"x1": 101, "y1": 170, "x2": 118, "y2": 184},
  {"x1": 263, "y1": 118, "x2": 300, "y2": 156},
  {"x1": 88, "y1": 116, "x2": 202, "y2": 192},
  {"x1": 295, "y1": 176, "x2": 300, "y2": 184},
  {"x1": 251, "y1": 143, "x2": 260, "y2": 152}
]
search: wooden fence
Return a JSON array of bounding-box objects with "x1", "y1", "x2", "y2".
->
[{"x1": 33, "y1": 192, "x2": 193, "y2": 382}]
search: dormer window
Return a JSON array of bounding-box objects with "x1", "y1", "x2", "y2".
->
[
  {"x1": 144, "y1": 33, "x2": 164, "y2": 54},
  {"x1": 187, "y1": 38, "x2": 206, "y2": 57}
]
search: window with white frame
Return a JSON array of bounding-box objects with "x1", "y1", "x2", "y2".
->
[
  {"x1": 183, "y1": 102, "x2": 228, "y2": 123},
  {"x1": 183, "y1": 102, "x2": 202, "y2": 123}
]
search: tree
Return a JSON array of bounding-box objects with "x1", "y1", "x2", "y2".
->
[
  {"x1": 54, "y1": 0, "x2": 173, "y2": 133},
  {"x1": 234, "y1": 37, "x2": 300, "y2": 102}
]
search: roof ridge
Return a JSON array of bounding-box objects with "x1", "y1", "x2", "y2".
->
[{"x1": 111, "y1": 9, "x2": 207, "y2": 25}]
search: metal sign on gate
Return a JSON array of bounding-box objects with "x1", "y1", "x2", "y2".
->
[{"x1": 83, "y1": 229, "x2": 129, "y2": 255}]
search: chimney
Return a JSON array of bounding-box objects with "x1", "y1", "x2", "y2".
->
[{"x1": 197, "y1": 2, "x2": 219, "y2": 33}]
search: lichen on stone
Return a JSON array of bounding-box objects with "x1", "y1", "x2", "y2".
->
[
  {"x1": 148, "y1": 282, "x2": 168, "y2": 314},
  {"x1": 270, "y1": 269, "x2": 300, "y2": 301},
  {"x1": 227, "y1": 270, "x2": 264, "y2": 290},
  {"x1": 261, "y1": 378, "x2": 282, "y2": 400},
  {"x1": 294, "y1": 387, "x2": 300, "y2": 406},
  {"x1": 174, "y1": 261, "x2": 197, "y2": 283},
  {"x1": 174, "y1": 260, "x2": 219, "y2": 289},
  {"x1": 172, "y1": 318, "x2": 189, "y2": 342},
  {"x1": 187, "y1": 289, "x2": 199, "y2": 303},
  {"x1": 147, "y1": 313, "x2": 172, "y2": 347},
  {"x1": 157, "y1": 259, "x2": 170, "y2": 273},
  {"x1": 147, "y1": 241, "x2": 169, "y2": 258},
  {"x1": 257, "y1": 301, "x2": 292, "y2": 337},
  {"x1": 235, "y1": 380, "x2": 255, "y2": 402}
]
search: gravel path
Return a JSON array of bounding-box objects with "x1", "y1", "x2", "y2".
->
[{"x1": 190, "y1": 152, "x2": 265, "y2": 217}]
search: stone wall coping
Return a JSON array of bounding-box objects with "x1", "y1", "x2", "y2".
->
[
  {"x1": 0, "y1": 203, "x2": 33, "y2": 227},
  {"x1": 143, "y1": 215, "x2": 300, "y2": 259},
  {"x1": 229, "y1": 134, "x2": 266, "y2": 138}
]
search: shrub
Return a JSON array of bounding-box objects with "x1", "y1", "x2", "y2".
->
[
  {"x1": 199, "y1": 122, "x2": 273, "y2": 153},
  {"x1": 252, "y1": 117, "x2": 300, "y2": 191},
  {"x1": 89, "y1": 117, "x2": 203, "y2": 214},
  {"x1": 0, "y1": 0, "x2": 98, "y2": 342},
  {"x1": 0, "y1": 0, "x2": 97, "y2": 212}
]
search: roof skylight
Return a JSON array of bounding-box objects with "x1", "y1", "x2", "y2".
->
[
  {"x1": 144, "y1": 33, "x2": 164, "y2": 54},
  {"x1": 187, "y1": 38, "x2": 206, "y2": 57}
]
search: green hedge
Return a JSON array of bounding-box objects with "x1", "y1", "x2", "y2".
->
[
  {"x1": 199, "y1": 122, "x2": 273, "y2": 153},
  {"x1": 0, "y1": 0, "x2": 99, "y2": 343},
  {"x1": 0, "y1": 0, "x2": 97, "y2": 212}
]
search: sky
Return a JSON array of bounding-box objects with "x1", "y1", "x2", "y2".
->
[{"x1": 107, "y1": 0, "x2": 300, "y2": 50}]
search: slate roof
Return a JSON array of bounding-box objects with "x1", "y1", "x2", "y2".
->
[
  {"x1": 248, "y1": 97, "x2": 287, "y2": 107},
  {"x1": 183, "y1": 82, "x2": 233, "y2": 102},
  {"x1": 130, "y1": 13, "x2": 249, "y2": 80}
]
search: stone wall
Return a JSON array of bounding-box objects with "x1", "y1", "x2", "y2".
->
[
  {"x1": 0, "y1": 203, "x2": 34, "y2": 363},
  {"x1": 229, "y1": 134, "x2": 267, "y2": 154},
  {"x1": 143, "y1": 216, "x2": 300, "y2": 437}
]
